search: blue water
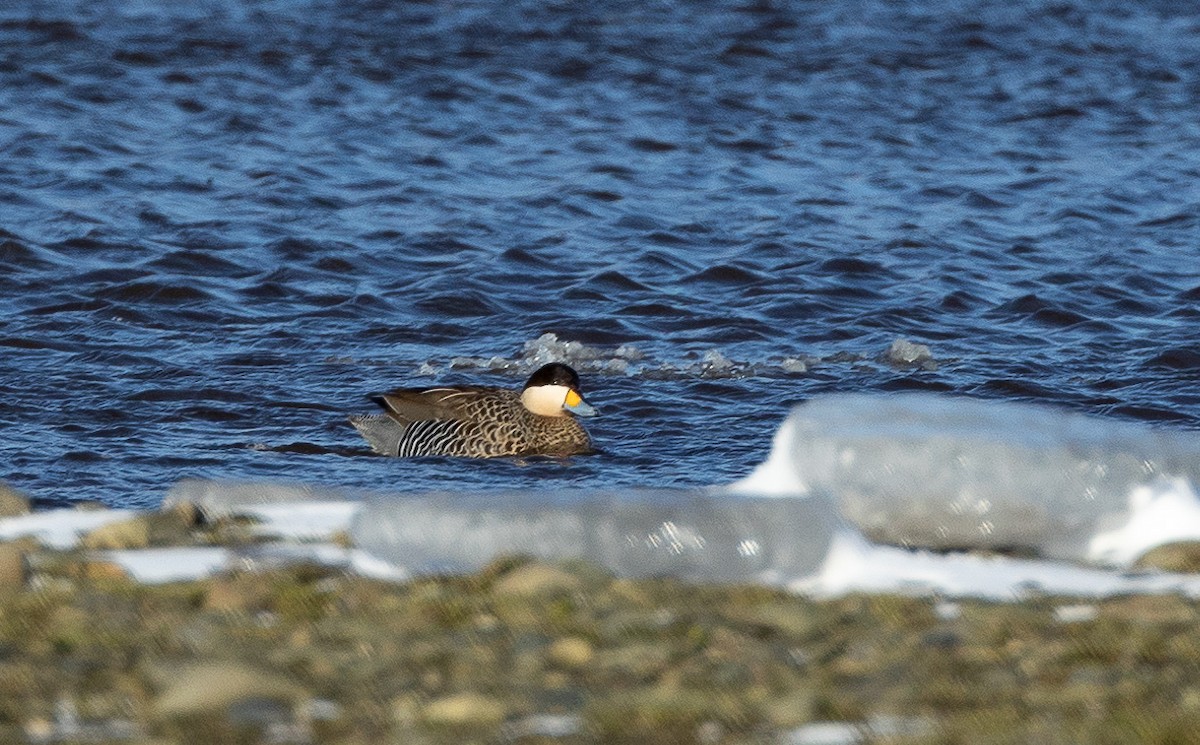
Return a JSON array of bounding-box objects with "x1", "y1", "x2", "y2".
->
[{"x1": 2, "y1": 0, "x2": 1199, "y2": 508}]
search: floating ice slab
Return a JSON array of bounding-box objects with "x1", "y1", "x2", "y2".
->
[
  {"x1": 734, "y1": 393, "x2": 1200, "y2": 567},
  {"x1": 351, "y1": 490, "x2": 843, "y2": 584}
]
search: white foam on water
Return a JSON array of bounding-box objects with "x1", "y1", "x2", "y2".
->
[
  {"x1": 443, "y1": 333, "x2": 644, "y2": 377},
  {"x1": 434, "y1": 333, "x2": 929, "y2": 381}
]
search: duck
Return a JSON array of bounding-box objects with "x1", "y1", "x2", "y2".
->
[{"x1": 349, "y1": 362, "x2": 598, "y2": 457}]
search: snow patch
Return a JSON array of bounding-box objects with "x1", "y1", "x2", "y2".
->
[
  {"x1": 0, "y1": 509, "x2": 140, "y2": 549},
  {"x1": 101, "y1": 547, "x2": 233, "y2": 583},
  {"x1": 1087, "y1": 477, "x2": 1200, "y2": 566}
]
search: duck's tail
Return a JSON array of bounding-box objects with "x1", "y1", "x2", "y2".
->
[{"x1": 348, "y1": 414, "x2": 406, "y2": 456}]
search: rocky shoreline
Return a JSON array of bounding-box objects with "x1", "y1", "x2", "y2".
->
[{"x1": 0, "y1": 480, "x2": 1198, "y2": 744}]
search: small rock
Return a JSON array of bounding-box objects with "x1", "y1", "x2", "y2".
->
[
  {"x1": 1180, "y1": 687, "x2": 1200, "y2": 712},
  {"x1": 0, "y1": 482, "x2": 30, "y2": 517},
  {"x1": 762, "y1": 689, "x2": 817, "y2": 728},
  {"x1": 696, "y1": 720, "x2": 725, "y2": 744},
  {"x1": 168, "y1": 499, "x2": 200, "y2": 526},
  {"x1": 83, "y1": 560, "x2": 130, "y2": 582},
  {"x1": 934, "y1": 601, "x2": 961, "y2": 620},
  {"x1": 592, "y1": 643, "x2": 671, "y2": 681},
  {"x1": 298, "y1": 698, "x2": 342, "y2": 723},
  {"x1": 492, "y1": 563, "x2": 582, "y2": 597},
  {"x1": 548, "y1": 636, "x2": 595, "y2": 669},
  {"x1": 1053, "y1": 604, "x2": 1098, "y2": 624},
  {"x1": 501, "y1": 713, "x2": 582, "y2": 739},
  {"x1": 501, "y1": 647, "x2": 539, "y2": 680},
  {"x1": 421, "y1": 692, "x2": 508, "y2": 728},
  {"x1": 153, "y1": 662, "x2": 306, "y2": 719},
  {"x1": 608, "y1": 578, "x2": 655, "y2": 606},
  {"x1": 80, "y1": 516, "x2": 149, "y2": 550},
  {"x1": 391, "y1": 694, "x2": 423, "y2": 727},
  {"x1": 0, "y1": 542, "x2": 26, "y2": 588},
  {"x1": 587, "y1": 686, "x2": 749, "y2": 740},
  {"x1": 1135, "y1": 541, "x2": 1200, "y2": 573},
  {"x1": 23, "y1": 717, "x2": 53, "y2": 742},
  {"x1": 204, "y1": 575, "x2": 272, "y2": 614},
  {"x1": 143, "y1": 509, "x2": 194, "y2": 546},
  {"x1": 921, "y1": 629, "x2": 961, "y2": 649},
  {"x1": 786, "y1": 721, "x2": 862, "y2": 745},
  {"x1": 730, "y1": 602, "x2": 818, "y2": 638},
  {"x1": 225, "y1": 697, "x2": 291, "y2": 727},
  {"x1": 1100, "y1": 594, "x2": 1195, "y2": 624}
]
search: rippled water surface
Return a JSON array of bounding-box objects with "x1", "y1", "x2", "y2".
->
[{"x1": 3, "y1": 0, "x2": 1200, "y2": 507}]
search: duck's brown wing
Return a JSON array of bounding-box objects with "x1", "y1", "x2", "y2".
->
[{"x1": 369, "y1": 386, "x2": 509, "y2": 426}]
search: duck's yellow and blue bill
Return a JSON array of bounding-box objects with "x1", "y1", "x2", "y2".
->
[{"x1": 564, "y1": 388, "x2": 598, "y2": 417}]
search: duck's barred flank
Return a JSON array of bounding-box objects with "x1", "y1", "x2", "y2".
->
[{"x1": 395, "y1": 419, "x2": 476, "y2": 457}]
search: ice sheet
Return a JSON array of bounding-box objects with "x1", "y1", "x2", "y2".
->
[
  {"x1": 350, "y1": 489, "x2": 842, "y2": 583},
  {"x1": 733, "y1": 393, "x2": 1200, "y2": 566}
]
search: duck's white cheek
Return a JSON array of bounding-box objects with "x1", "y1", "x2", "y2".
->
[{"x1": 520, "y1": 384, "x2": 570, "y2": 416}]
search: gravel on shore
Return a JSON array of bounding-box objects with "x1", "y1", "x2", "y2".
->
[
  {"x1": 0, "y1": 483, "x2": 1198, "y2": 745},
  {"x1": 3, "y1": 531, "x2": 1200, "y2": 744}
]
